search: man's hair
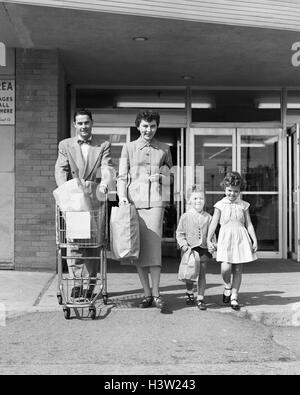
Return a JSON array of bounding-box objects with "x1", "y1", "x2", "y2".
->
[
  {"x1": 135, "y1": 110, "x2": 160, "y2": 128},
  {"x1": 73, "y1": 108, "x2": 93, "y2": 122},
  {"x1": 220, "y1": 171, "x2": 246, "y2": 190}
]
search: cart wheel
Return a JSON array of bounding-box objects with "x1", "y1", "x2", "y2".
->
[
  {"x1": 63, "y1": 307, "x2": 71, "y2": 320},
  {"x1": 103, "y1": 294, "x2": 108, "y2": 305},
  {"x1": 57, "y1": 294, "x2": 63, "y2": 305},
  {"x1": 89, "y1": 307, "x2": 96, "y2": 320}
]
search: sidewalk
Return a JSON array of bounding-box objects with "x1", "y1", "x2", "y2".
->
[{"x1": 1, "y1": 259, "x2": 300, "y2": 327}]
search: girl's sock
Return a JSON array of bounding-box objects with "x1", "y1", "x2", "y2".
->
[{"x1": 197, "y1": 295, "x2": 204, "y2": 301}]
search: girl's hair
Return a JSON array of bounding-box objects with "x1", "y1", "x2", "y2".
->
[{"x1": 220, "y1": 171, "x2": 246, "y2": 190}]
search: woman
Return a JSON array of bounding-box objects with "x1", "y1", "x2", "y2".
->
[{"x1": 118, "y1": 110, "x2": 173, "y2": 310}]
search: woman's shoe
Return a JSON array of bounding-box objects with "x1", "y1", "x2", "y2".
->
[
  {"x1": 223, "y1": 287, "x2": 232, "y2": 304},
  {"x1": 185, "y1": 292, "x2": 195, "y2": 305},
  {"x1": 196, "y1": 300, "x2": 207, "y2": 311},
  {"x1": 153, "y1": 296, "x2": 166, "y2": 310},
  {"x1": 230, "y1": 298, "x2": 240, "y2": 311},
  {"x1": 139, "y1": 296, "x2": 153, "y2": 308}
]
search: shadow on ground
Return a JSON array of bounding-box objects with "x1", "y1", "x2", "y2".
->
[
  {"x1": 107, "y1": 258, "x2": 300, "y2": 274},
  {"x1": 101, "y1": 282, "x2": 300, "y2": 313}
]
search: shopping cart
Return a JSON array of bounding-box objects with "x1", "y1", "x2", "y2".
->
[{"x1": 56, "y1": 198, "x2": 108, "y2": 320}]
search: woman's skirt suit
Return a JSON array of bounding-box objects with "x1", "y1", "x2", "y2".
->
[{"x1": 118, "y1": 137, "x2": 173, "y2": 267}]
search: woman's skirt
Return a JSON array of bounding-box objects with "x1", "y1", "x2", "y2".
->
[{"x1": 135, "y1": 207, "x2": 164, "y2": 268}]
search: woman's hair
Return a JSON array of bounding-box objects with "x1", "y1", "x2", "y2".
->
[
  {"x1": 220, "y1": 171, "x2": 246, "y2": 190},
  {"x1": 135, "y1": 110, "x2": 160, "y2": 128},
  {"x1": 73, "y1": 108, "x2": 93, "y2": 122}
]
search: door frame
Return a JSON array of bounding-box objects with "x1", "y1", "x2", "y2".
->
[
  {"x1": 188, "y1": 126, "x2": 284, "y2": 259},
  {"x1": 288, "y1": 124, "x2": 300, "y2": 261}
]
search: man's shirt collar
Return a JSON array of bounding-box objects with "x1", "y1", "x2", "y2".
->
[{"x1": 137, "y1": 136, "x2": 159, "y2": 150}]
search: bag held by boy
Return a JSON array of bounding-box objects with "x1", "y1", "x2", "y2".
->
[
  {"x1": 110, "y1": 203, "x2": 140, "y2": 261},
  {"x1": 178, "y1": 249, "x2": 200, "y2": 282}
]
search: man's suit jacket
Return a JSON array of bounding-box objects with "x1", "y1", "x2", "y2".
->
[{"x1": 55, "y1": 135, "x2": 114, "y2": 206}]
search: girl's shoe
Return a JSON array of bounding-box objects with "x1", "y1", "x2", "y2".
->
[
  {"x1": 196, "y1": 300, "x2": 207, "y2": 310},
  {"x1": 230, "y1": 298, "x2": 240, "y2": 311},
  {"x1": 139, "y1": 296, "x2": 153, "y2": 308},
  {"x1": 185, "y1": 292, "x2": 195, "y2": 305},
  {"x1": 223, "y1": 287, "x2": 232, "y2": 304}
]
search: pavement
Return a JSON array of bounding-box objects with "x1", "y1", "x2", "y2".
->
[{"x1": 1, "y1": 258, "x2": 300, "y2": 327}]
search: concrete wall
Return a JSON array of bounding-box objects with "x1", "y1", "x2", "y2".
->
[{"x1": 15, "y1": 49, "x2": 65, "y2": 271}]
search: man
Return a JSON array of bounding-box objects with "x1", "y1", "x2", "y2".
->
[{"x1": 55, "y1": 108, "x2": 114, "y2": 298}]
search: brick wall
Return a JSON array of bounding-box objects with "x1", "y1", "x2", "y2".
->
[{"x1": 15, "y1": 49, "x2": 65, "y2": 271}]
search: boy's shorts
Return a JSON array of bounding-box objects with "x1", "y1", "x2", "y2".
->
[{"x1": 192, "y1": 247, "x2": 211, "y2": 262}]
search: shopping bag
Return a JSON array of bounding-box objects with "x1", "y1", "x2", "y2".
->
[
  {"x1": 178, "y1": 249, "x2": 200, "y2": 282},
  {"x1": 110, "y1": 203, "x2": 140, "y2": 260},
  {"x1": 53, "y1": 179, "x2": 92, "y2": 212}
]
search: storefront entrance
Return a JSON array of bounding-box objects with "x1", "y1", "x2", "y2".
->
[
  {"x1": 288, "y1": 125, "x2": 300, "y2": 262},
  {"x1": 188, "y1": 127, "x2": 283, "y2": 258}
]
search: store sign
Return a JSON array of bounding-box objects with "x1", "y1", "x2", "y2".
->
[
  {"x1": 0, "y1": 80, "x2": 15, "y2": 125},
  {"x1": 0, "y1": 43, "x2": 5, "y2": 66}
]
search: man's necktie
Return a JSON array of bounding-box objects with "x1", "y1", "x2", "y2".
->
[{"x1": 78, "y1": 139, "x2": 91, "y2": 145}]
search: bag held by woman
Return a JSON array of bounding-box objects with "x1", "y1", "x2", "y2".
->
[
  {"x1": 178, "y1": 249, "x2": 200, "y2": 282},
  {"x1": 110, "y1": 203, "x2": 140, "y2": 260}
]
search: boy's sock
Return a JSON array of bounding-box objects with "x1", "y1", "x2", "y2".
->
[{"x1": 224, "y1": 284, "x2": 231, "y2": 296}]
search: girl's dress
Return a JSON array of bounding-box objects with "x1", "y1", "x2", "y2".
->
[{"x1": 214, "y1": 197, "x2": 257, "y2": 264}]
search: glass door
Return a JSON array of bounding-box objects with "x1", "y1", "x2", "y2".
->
[
  {"x1": 188, "y1": 128, "x2": 236, "y2": 214},
  {"x1": 189, "y1": 127, "x2": 282, "y2": 258},
  {"x1": 288, "y1": 125, "x2": 300, "y2": 262},
  {"x1": 237, "y1": 128, "x2": 282, "y2": 258}
]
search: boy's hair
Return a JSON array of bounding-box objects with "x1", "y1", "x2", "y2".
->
[
  {"x1": 73, "y1": 108, "x2": 93, "y2": 122},
  {"x1": 220, "y1": 171, "x2": 246, "y2": 190},
  {"x1": 135, "y1": 110, "x2": 160, "y2": 128},
  {"x1": 187, "y1": 184, "x2": 205, "y2": 202}
]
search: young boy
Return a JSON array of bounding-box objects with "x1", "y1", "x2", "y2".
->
[{"x1": 176, "y1": 186, "x2": 215, "y2": 310}]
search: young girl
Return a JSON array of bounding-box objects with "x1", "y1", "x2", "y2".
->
[
  {"x1": 176, "y1": 186, "x2": 214, "y2": 311},
  {"x1": 207, "y1": 172, "x2": 258, "y2": 310}
]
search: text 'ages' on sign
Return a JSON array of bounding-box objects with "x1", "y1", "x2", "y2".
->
[
  {"x1": 0, "y1": 43, "x2": 5, "y2": 66},
  {"x1": 0, "y1": 80, "x2": 15, "y2": 125}
]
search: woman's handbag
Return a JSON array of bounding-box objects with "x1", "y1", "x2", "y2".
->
[
  {"x1": 110, "y1": 203, "x2": 140, "y2": 261},
  {"x1": 178, "y1": 249, "x2": 200, "y2": 282}
]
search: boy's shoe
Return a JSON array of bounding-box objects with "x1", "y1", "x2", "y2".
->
[
  {"x1": 223, "y1": 287, "x2": 232, "y2": 304},
  {"x1": 230, "y1": 298, "x2": 240, "y2": 311},
  {"x1": 196, "y1": 299, "x2": 207, "y2": 310},
  {"x1": 185, "y1": 292, "x2": 195, "y2": 305}
]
